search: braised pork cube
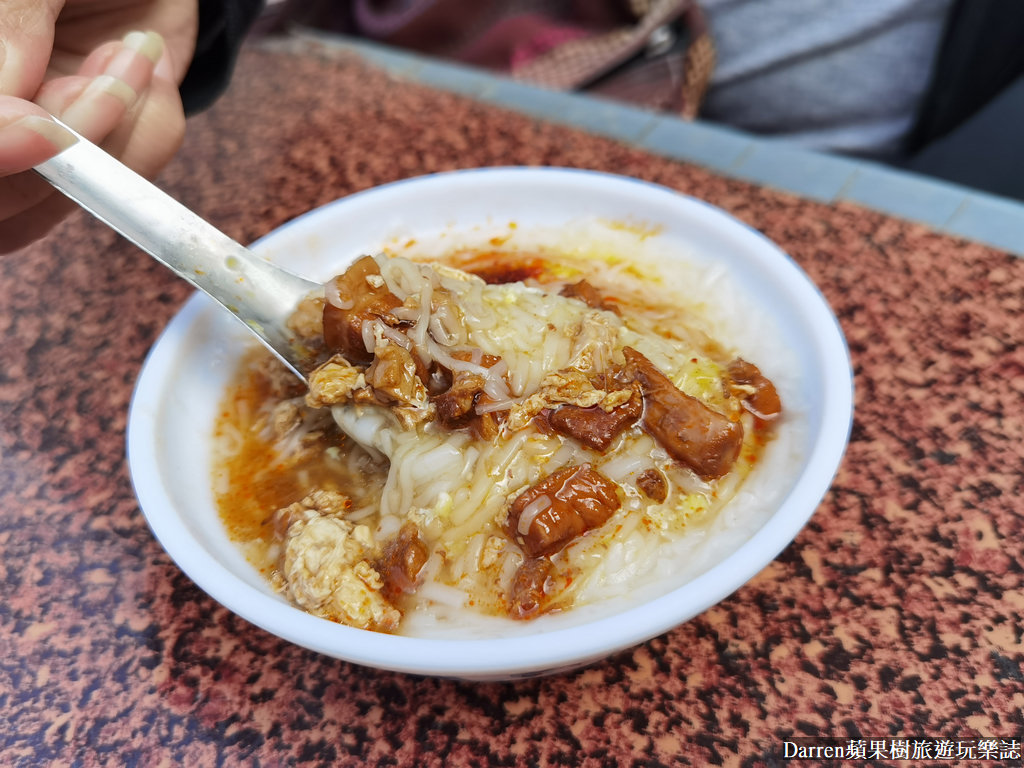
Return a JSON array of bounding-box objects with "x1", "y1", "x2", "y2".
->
[
  {"x1": 378, "y1": 522, "x2": 428, "y2": 598},
  {"x1": 433, "y1": 371, "x2": 485, "y2": 424},
  {"x1": 509, "y1": 557, "x2": 553, "y2": 619},
  {"x1": 507, "y1": 464, "x2": 621, "y2": 557},
  {"x1": 547, "y1": 382, "x2": 642, "y2": 451},
  {"x1": 623, "y1": 347, "x2": 743, "y2": 480},
  {"x1": 322, "y1": 256, "x2": 402, "y2": 365},
  {"x1": 432, "y1": 352, "x2": 502, "y2": 427},
  {"x1": 559, "y1": 279, "x2": 617, "y2": 313},
  {"x1": 726, "y1": 358, "x2": 782, "y2": 420}
]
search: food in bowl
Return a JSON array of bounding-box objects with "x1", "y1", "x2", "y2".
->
[
  {"x1": 130, "y1": 168, "x2": 850, "y2": 676},
  {"x1": 212, "y1": 237, "x2": 787, "y2": 637}
]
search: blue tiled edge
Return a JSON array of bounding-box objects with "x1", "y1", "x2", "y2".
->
[
  {"x1": 728, "y1": 141, "x2": 863, "y2": 203},
  {"x1": 285, "y1": 31, "x2": 1024, "y2": 256},
  {"x1": 839, "y1": 163, "x2": 970, "y2": 225},
  {"x1": 641, "y1": 118, "x2": 755, "y2": 173},
  {"x1": 944, "y1": 192, "x2": 1024, "y2": 255}
]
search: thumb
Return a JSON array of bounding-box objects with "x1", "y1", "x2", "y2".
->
[
  {"x1": 0, "y1": 96, "x2": 75, "y2": 175},
  {"x1": 0, "y1": 1, "x2": 65, "y2": 97}
]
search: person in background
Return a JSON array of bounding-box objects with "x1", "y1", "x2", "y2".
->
[
  {"x1": 695, "y1": 0, "x2": 1024, "y2": 198},
  {"x1": 303, "y1": 0, "x2": 1024, "y2": 195},
  {"x1": 295, "y1": 0, "x2": 956, "y2": 158},
  {"x1": 1, "y1": 0, "x2": 1021, "y2": 256}
]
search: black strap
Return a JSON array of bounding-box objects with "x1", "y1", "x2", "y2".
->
[
  {"x1": 179, "y1": 0, "x2": 267, "y2": 114},
  {"x1": 906, "y1": 0, "x2": 1024, "y2": 153}
]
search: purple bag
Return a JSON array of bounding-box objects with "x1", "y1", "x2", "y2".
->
[{"x1": 302, "y1": 0, "x2": 715, "y2": 117}]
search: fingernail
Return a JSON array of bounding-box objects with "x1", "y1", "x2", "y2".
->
[
  {"x1": 101, "y1": 31, "x2": 164, "y2": 93},
  {"x1": 0, "y1": 116, "x2": 77, "y2": 173},
  {"x1": 60, "y1": 75, "x2": 138, "y2": 136},
  {"x1": 5, "y1": 116, "x2": 76, "y2": 149},
  {"x1": 123, "y1": 31, "x2": 164, "y2": 62}
]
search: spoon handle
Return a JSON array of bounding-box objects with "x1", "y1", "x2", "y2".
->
[{"x1": 34, "y1": 118, "x2": 320, "y2": 380}]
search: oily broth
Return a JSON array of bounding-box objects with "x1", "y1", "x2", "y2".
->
[{"x1": 213, "y1": 351, "x2": 389, "y2": 569}]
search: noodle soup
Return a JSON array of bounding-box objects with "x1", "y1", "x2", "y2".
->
[{"x1": 212, "y1": 232, "x2": 799, "y2": 638}]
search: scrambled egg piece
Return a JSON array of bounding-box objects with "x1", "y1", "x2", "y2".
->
[
  {"x1": 276, "y1": 491, "x2": 400, "y2": 632},
  {"x1": 306, "y1": 355, "x2": 365, "y2": 408}
]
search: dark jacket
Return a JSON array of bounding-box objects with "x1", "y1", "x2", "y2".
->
[{"x1": 901, "y1": 0, "x2": 1024, "y2": 201}]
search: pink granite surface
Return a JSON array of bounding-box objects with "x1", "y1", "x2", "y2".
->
[{"x1": 1, "y1": 41, "x2": 1021, "y2": 766}]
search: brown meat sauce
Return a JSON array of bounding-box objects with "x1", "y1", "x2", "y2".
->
[
  {"x1": 451, "y1": 251, "x2": 549, "y2": 285},
  {"x1": 508, "y1": 557, "x2": 554, "y2": 619},
  {"x1": 378, "y1": 522, "x2": 429, "y2": 598},
  {"x1": 636, "y1": 468, "x2": 669, "y2": 503},
  {"x1": 726, "y1": 358, "x2": 782, "y2": 420},
  {"x1": 560, "y1": 279, "x2": 619, "y2": 314}
]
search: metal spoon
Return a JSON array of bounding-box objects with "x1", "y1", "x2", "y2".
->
[{"x1": 34, "y1": 118, "x2": 321, "y2": 381}]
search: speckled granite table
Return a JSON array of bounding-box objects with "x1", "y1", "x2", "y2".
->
[{"x1": 2, "y1": 38, "x2": 1022, "y2": 767}]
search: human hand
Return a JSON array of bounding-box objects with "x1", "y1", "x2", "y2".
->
[{"x1": 0, "y1": 0, "x2": 199, "y2": 252}]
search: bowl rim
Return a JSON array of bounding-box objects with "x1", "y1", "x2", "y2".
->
[{"x1": 127, "y1": 166, "x2": 854, "y2": 678}]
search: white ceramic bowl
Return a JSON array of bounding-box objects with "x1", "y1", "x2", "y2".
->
[{"x1": 127, "y1": 168, "x2": 853, "y2": 680}]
